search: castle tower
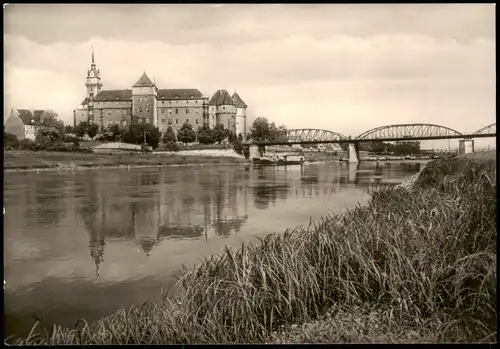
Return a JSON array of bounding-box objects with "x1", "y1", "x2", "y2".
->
[
  {"x1": 132, "y1": 72, "x2": 158, "y2": 126},
  {"x1": 208, "y1": 89, "x2": 237, "y2": 133},
  {"x1": 231, "y1": 91, "x2": 247, "y2": 138},
  {"x1": 85, "y1": 48, "x2": 103, "y2": 124},
  {"x1": 202, "y1": 94, "x2": 210, "y2": 127}
]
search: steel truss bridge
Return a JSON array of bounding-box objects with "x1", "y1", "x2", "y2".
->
[{"x1": 247, "y1": 123, "x2": 496, "y2": 146}]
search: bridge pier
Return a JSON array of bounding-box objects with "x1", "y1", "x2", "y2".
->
[
  {"x1": 249, "y1": 145, "x2": 261, "y2": 160},
  {"x1": 458, "y1": 139, "x2": 474, "y2": 155},
  {"x1": 348, "y1": 143, "x2": 359, "y2": 163},
  {"x1": 348, "y1": 162, "x2": 359, "y2": 184}
]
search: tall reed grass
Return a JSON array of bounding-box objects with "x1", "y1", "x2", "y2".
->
[{"x1": 10, "y1": 157, "x2": 496, "y2": 344}]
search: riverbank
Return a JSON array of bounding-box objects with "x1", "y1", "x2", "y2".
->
[
  {"x1": 3, "y1": 150, "x2": 250, "y2": 172},
  {"x1": 9, "y1": 154, "x2": 496, "y2": 344}
]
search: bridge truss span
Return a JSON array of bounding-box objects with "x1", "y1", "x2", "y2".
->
[
  {"x1": 356, "y1": 123, "x2": 463, "y2": 141},
  {"x1": 473, "y1": 123, "x2": 496, "y2": 136},
  {"x1": 286, "y1": 129, "x2": 348, "y2": 143}
]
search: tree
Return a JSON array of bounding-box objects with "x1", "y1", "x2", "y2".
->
[
  {"x1": 227, "y1": 131, "x2": 237, "y2": 144},
  {"x1": 250, "y1": 117, "x2": 276, "y2": 141},
  {"x1": 4, "y1": 131, "x2": 19, "y2": 149},
  {"x1": 40, "y1": 110, "x2": 64, "y2": 136},
  {"x1": 40, "y1": 110, "x2": 59, "y2": 127},
  {"x1": 213, "y1": 124, "x2": 228, "y2": 144},
  {"x1": 177, "y1": 122, "x2": 197, "y2": 145},
  {"x1": 87, "y1": 123, "x2": 100, "y2": 140},
  {"x1": 391, "y1": 141, "x2": 421, "y2": 156},
  {"x1": 238, "y1": 133, "x2": 243, "y2": 142},
  {"x1": 36, "y1": 126, "x2": 62, "y2": 146},
  {"x1": 196, "y1": 125, "x2": 215, "y2": 144},
  {"x1": 64, "y1": 125, "x2": 75, "y2": 134},
  {"x1": 107, "y1": 124, "x2": 122, "y2": 141},
  {"x1": 145, "y1": 125, "x2": 161, "y2": 149},
  {"x1": 232, "y1": 139, "x2": 244, "y2": 155},
  {"x1": 276, "y1": 125, "x2": 289, "y2": 143},
  {"x1": 162, "y1": 126, "x2": 177, "y2": 143},
  {"x1": 74, "y1": 121, "x2": 88, "y2": 139},
  {"x1": 123, "y1": 123, "x2": 161, "y2": 149}
]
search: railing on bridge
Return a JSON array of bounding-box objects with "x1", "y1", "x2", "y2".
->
[
  {"x1": 355, "y1": 123, "x2": 463, "y2": 141},
  {"x1": 473, "y1": 123, "x2": 496, "y2": 136},
  {"x1": 248, "y1": 128, "x2": 348, "y2": 144},
  {"x1": 245, "y1": 123, "x2": 496, "y2": 145}
]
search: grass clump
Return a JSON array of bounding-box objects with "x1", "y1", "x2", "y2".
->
[{"x1": 10, "y1": 157, "x2": 496, "y2": 344}]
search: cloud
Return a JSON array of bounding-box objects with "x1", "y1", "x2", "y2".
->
[
  {"x1": 3, "y1": 4, "x2": 495, "y2": 139},
  {"x1": 4, "y1": 4, "x2": 494, "y2": 45}
]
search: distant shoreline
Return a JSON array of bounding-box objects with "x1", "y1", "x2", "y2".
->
[{"x1": 3, "y1": 150, "x2": 250, "y2": 173}]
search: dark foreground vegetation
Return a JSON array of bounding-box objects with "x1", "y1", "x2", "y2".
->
[{"x1": 9, "y1": 155, "x2": 496, "y2": 344}]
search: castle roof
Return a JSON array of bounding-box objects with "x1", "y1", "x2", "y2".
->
[
  {"x1": 157, "y1": 89, "x2": 203, "y2": 100},
  {"x1": 133, "y1": 72, "x2": 155, "y2": 87},
  {"x1": 90, "y1": 88, "x2": 204, "y2": 102},
  {"x1": 231, "y1": 92, "x2": 247, "y2": 108},
  {"x1": 94, "y1": 90, "x2": 132, "y2": 102},
  {"x1": 209, "y1": 89, "x2": 236, "y2": 106},
  {"x1": 15, "y1": 109, "x2": 43, "y2": 125}
]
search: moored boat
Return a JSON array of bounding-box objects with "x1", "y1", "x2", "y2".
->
[{"x1": 252, "y1": 153, "x2": 305, "y2": 166}]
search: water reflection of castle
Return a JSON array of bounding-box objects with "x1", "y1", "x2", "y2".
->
[
  {"x1": 78, "y1": 169, "x2": 249, "y2": 271},
  {"x1": 77, "y1": 164, "x2": 419, "y2": 272}
]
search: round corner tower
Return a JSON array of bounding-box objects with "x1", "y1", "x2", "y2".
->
[{"x1": 232, "y1": 91, "x2": 247, "y2": 137}]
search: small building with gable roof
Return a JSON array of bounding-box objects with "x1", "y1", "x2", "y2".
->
[{"x1": 4, "y1": 108, "x2": 44, "y2": 141}]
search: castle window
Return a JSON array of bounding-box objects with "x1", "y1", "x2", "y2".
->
[
  {"x1": 168, "y1": 109, "x2": 172, "y2": 114},
  {"x1": 168, "y1": 101, "x2": 171, "y2": 104},
  {"x1": 146, "y1": 107, "x2": 150, "y2": 112},
  {"x1": 195, "y1": 119, "x2": 199, "y2": 124},
  {"x1": 161, "y1": 109, "x2": 165, "y2": 114},
  {"x1": 186, "y1": 108, "x2": 189, "y2": 114},
  {"x1": 195, "y1": 100, "x2": 198, "y2": 103},
  {"x1": 138, "y1": 119, "x2": 143, "y2": 124},
  {"x1": 138, "y1": 98, "x2": 141, "y2": 102},
  {"x1": 168, "y1": 119, "x2": 172, "y2": 125},
  {"x1": 139, "y1": 107, "x2": 142, "y2": 112},
  {"x1": 161, "y1": 119, "x2": 166, "y2": 125},
  {"x1": 145, "y1": 118, "x2": 150, "y2": 124},
  {"x1": 122, "y1": 120, "x2": 127, "y2": 126},
  {"x1": 175, "y1": 109, "x2": 179, "y2": 114},
  {"x1": 108, "y1": 111, "x2": 111, "y2": 116},
  {"x1": 196, "y1": 109, "x2": 199, "y2": 114},
  {"x1": 223, "y1": 106, "x2": 225, "y2": 110},
  {"x1": 175, "y1": 119, "x2": 179, "y2": 124}
]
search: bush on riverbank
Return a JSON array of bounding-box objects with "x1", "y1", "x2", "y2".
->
[{"x1": 11, "y1": 157, "x2": 496, "y2": 344}]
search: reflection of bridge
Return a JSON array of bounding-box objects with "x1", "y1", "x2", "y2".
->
[{"x1": 246, "y1": 123, "x2": 496, "y2": 163}]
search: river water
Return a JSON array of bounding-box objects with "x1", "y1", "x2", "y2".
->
[{"x1": 4, "y1": 161, "x2": 425, "y2": 339}]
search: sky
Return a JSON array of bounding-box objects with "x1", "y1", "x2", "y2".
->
[{"x1": 3, "y1": 4, "x2": 496, "y2": 147}]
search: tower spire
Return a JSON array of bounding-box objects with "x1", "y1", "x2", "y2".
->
[{"x1": 92, "y1": 47, "x2": 95, "y2": 64}]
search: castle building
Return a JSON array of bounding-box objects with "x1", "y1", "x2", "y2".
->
[{"x1": 75, "y1": 50, "x2": 247, "y2": 136}]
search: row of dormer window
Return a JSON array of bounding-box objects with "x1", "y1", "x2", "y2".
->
[
  {"x1": 104, "y1": 119, "x2": 202, "y2": 126},
  {"x1": 135, "y1": 107, "x2": 202, "y2": 114}
]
